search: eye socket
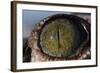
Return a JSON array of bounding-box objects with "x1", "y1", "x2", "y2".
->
[
  {"x1": 28, "y1": 14, "x2": 90, "y2": 61},
  {"x1": 37, "y1": 14, "x2": 89, "y2": 59}
]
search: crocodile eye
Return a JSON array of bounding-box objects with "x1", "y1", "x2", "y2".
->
[
  {"x1": 37, "y1": 14, "x2": 89, "y2": 58},
  {"x1": 28, "y1": 14, "x2": 90, "y2": 61}
]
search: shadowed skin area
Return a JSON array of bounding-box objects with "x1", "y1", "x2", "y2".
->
[{"x1": 40, "y1": 18, "x2": 80, "y2": 57}]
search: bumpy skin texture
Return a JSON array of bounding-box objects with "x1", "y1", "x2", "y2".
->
[{"x1": 26, "y1": 14, "x2": 90, "y2": 62}]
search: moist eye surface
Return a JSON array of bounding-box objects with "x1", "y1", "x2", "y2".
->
[{"x1": 39, "y1": 18, "x2": 82, "y2": 57}]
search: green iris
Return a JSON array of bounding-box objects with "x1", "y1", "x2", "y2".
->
[{"x1": 40, "y1": 18, "x2": 76, "y2": 57}]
